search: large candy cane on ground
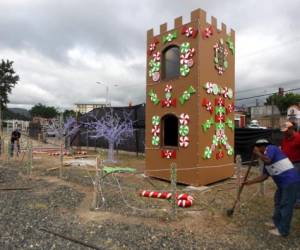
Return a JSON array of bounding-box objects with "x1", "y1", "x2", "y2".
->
[{"x1": 140, "y1": 190, "x2": 194, "y2": 208}]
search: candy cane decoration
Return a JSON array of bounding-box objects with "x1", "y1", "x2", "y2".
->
[{"x1": 140, "y1": 191, "x2": 194, "y2": 208}]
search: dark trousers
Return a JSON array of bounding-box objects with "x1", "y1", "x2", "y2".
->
[
  {"x1": 293, "y1": 162, "x2": 300, "y2": 202},
  {"x1": 273, "y1": 182, "x2": 300, "y2": 236}
]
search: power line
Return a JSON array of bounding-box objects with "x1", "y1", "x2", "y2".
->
[
  {"x1": 236, "y1": 79, "x2": 300, "y2": 94},
  {"x1": 236, "y1": 87, "x2": 300, "y2": 101}
]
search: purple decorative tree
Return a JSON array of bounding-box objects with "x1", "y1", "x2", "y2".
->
[
  {"x1": 86, "y1": 109, "x2": 134, "y2": 162},
  {"x1": 46, "y1": 117, "x2": 80, "y2": 138}
]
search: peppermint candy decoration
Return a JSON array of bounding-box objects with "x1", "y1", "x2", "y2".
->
[
  {"x1": 153, "y1": 52, "x2": 161, "y2": 62},
  {"x1": 222, "y1": 87, "x2": 233, "y2": 99},
  {"x1": 161, "y1": 150, "x2": 176, "y2": 159},
  {"x1": 180, "y1": 53, "x2": 190, "y2": 65},
  {"x1": 180, "y1": 64, "x2": 190, "y2": 76},
  {"x1": 203, "y1": 25, "x2": 213, "y2": 39},
  {"x1": 215, "y1": 114, "x2": 225, "y2": 123},
  {"x1": 203, "y1": 146, "x2": 212, "y2": 159},
  {"x1": 215, "y1": 97, "x2": 225, "y2": 106},
  {"x1": 227, "y1": 103, "x2": 234, "y2": 114},
  {"x1": 185, "y1": 48, "x2": 195, "y2": 58},
  {"x1": 179, "y1": 113, "x2": 190, "y2": 125},
  {"x1": 149, "y1": 43, "x2": 156, "y2": 52},
  {"x1": 180, "y1": 42, "x2": 191, "y2": 54},
  {"x1": 152, "y1": 115, "x2": 160, "y2": 126},
  {"x1": 216, "y1": 150, "x2": 224, "y2": 160},
  {"x1": 212, "y1": 135, "x2": 219, "y2": 146},
  {"x1": 179, "y1": 125, "x2": 189, "y2": 136},
  {"x1": 148, "y1": 39, "x2": 159, "y2": 55},
  {"x1": 181, "y1": 26, "x2": 198, "y2": 38},
  {"x1": 164, "y1": 84, "x2": 172, "y2": 92},
  {"x1": 202, "y1": 98, "x2": 213, "y2": 114},
  {"x1": 151, "y1": 125, "x2": 160, "y2": 136},
  {"x1": 227, "y1": 146, "x2": 234, "y2": 156},
  {"x1": 187, "y1": 59, "x2": 194, "y2": 67},
  {"x1": 179, "y1": 136, "x2": 189, "y2": 148},
  {"x1": 152, "y1": 72, "x2": 160, "y2": 82},
  {"x1": 152, "y1": 136, "x2": 160, "y2": 146},
  {"x1": 212, "y1": 84, "x2": 220, "y2": 95},
  {"x1": 204, "y1": 82, "x2": 214, "y2": 94}
]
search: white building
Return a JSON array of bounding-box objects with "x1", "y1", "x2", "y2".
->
[{"x1": 74, "y1": 103, "x2": 109, "y2": 114}]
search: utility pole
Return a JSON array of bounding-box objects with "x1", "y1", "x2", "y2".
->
[{"x1": 0, "y1": 103, "x2": 2, "y2": 136}]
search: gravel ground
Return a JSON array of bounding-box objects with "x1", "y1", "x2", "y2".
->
[{"x1": 1, "y1": 162, "x2": 300, "y2": 250}]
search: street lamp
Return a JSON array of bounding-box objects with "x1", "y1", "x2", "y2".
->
[{"x1": 96, "y1": 81, "x2": 118, "y2": 106}]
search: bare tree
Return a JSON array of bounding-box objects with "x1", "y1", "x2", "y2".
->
[{"x1": 86, "y1": 109, "x2": 134, "y2": 162}]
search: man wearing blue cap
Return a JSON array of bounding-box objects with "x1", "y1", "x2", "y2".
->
[{"x1": 244, "y1": 139, "x2": 300, "y2": 236}]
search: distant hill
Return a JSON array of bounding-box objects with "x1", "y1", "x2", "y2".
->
[{"x1": 3, "y1": 108, "x2": 31, "y2": 121}]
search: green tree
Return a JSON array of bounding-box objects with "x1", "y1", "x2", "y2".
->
[
  {"x1": 265, "y1": 92, "x2": 300, "y2": 114},
  {"x1": 63, "y1": 109, "x2": 76, "y2": 120},
  {"x1": 30, "y1": 103, "x2": 59, "y2": 118},
  {"x1": 0, "y1": 59, "x2": 20, "y2": 109}
]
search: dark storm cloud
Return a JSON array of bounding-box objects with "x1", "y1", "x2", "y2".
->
[{"x1": 0, "y1": 0, "x2": 300, "y2": 108}]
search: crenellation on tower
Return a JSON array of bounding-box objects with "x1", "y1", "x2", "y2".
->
[
  {"x1": 174, "y1": 16, "x2": 183, "y2": 28},
  {"x1": 160, "y1": 23, "x2": 168, "y2": 34}
]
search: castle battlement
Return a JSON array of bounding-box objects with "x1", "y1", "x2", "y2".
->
[{"x1": 147, "y1": 8, "x2": 235, "y2": 40}]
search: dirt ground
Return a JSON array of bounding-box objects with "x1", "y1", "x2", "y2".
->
[{"x1": 1, "y1": 137, "x2": 300, "y2": 249}]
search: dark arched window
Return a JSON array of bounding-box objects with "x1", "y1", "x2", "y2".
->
[
  {"x1": 161, "y1": 114, "x2": 178, "y2": 147},
  {"x1": 162, "y1": 46, "x2": 180, "y2": 80}
]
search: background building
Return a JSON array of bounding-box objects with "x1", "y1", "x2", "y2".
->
[{"x1": 74, "y1": 103, "x2": 109, "y2": 114}]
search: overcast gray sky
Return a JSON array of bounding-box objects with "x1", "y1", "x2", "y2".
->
[{"x1": 1, "y1": 0, "x2": 300, "y2": 109}]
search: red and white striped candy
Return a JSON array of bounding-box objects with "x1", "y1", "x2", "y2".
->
[
  {"x1": 153, "y1": 52, "x2": 161, "y2": 62},
  {"x1": 177, "y1": 199, "x2": 193, "y2": 208},
  {"x1": 140, "y1": 191, "x2": 172, "y2": 200},
  {"x1": 180, "y1": 54, "x2": 189, "y2": 65},
  {"x1": 179, "y1": 113, "x2": 190, "y2": 125},
  {"x1": 185, "y1": 48, "x2": 195, "y2": 58},
  {"x1": 177, "y1": 193, "x2": 194, "y2": 201},
  {"x1": 164, "y1": 84, "x2": 172, "y2": 92},
  {"x1": 151, "y1": 125, "x2": 160, "y2": 136},
  {"x1": 179, "y1": 136, "x2": 189, "y2": 148}
]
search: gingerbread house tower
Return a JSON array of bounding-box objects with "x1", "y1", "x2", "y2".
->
[{"x1": 145, "y1": 9, "x2": 235, "y2": 186}]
